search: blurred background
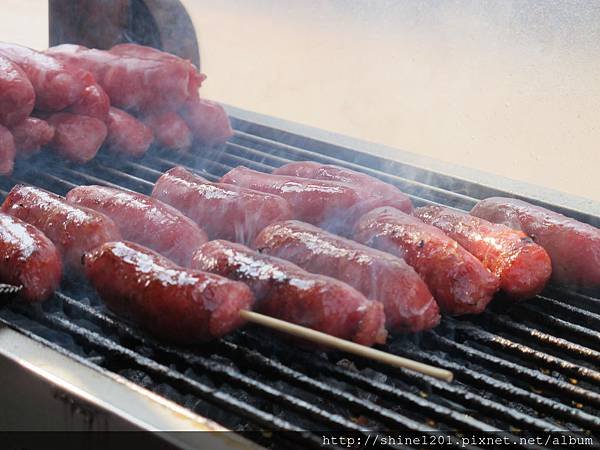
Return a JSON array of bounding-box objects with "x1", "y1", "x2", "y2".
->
[{"x1": 4, "y1": 0, "x2": 599, "y2": 201}]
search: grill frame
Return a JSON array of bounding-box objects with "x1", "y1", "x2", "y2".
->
[{"x1": 0, "y1": 105, "x2": 598, "y2": 449}]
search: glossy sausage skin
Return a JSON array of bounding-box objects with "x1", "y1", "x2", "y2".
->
[
  {"x1": 0, "y1": 213, "x2": 62, "y2": 302},
  {"x1": 273, "y1": 161, "x2": 413, "y2": 214},
  {"x1": 471, "y1": 197, "x2": 600, "y2": 288},
  {"x1": 0, "y1": 55, "x2": 35, "y2": 127},
  {"x1": 46, "y1": 44, "x2": 191, "y2": 113},
  {"x1": 84, "y1": 241, "x2": 253, "y2": 343},
  {"x1": 220, "y1": 166, "x2": 390, "y2": 235},
  {"x1": 192, "y1": 240, "x2": 387, "y2": 346},
  {"x1": 1, "y1": 185, "x2": 121, "y2": 270},
  {"x1": 152, "y1": 166, "x2": 293, "y2": 245},
  {"x1": 0, "y1": 42, "x2": 83, "y2": 111},
  {"x1": 110, "y1": 43, "x2": 205, "y2": 100},
  {"x1": 66, "y1": 185, "x2": 208, "y2": 266},
  {"x1": 67, "y1": 69, "x2": 110, "y2": 120},
  {"x1": 47, "y1": 112, "x2": 107, "y2": 163},
  {"x1": 413, "y1": 206, "x2": 552, "y2": 299},
  {"x1": 10, "y1": 117, "x2": 54, "y2": 157},
  {"x1": 143, "y1": 112, "x2": 191, "y2": 151},
  {"x1": 105, "y1": 107, "x2": 153, "y2": 157},
  {"x1": 255, "y1": 220, "x2": 440, "y2": 332},
  {"x1": 0, "y1": 125, "x2": 16, "y2": 175},
  {"x1": 354, "y1": 207, "x2": 499, "y2": 315},
  {"x1": 179, "y1": 98, "x2": 233, "y2": 147}
]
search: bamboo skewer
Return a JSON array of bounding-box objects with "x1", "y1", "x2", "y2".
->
[{"x1": 240, "y1": 309, "x2": 454, "y2": 382}]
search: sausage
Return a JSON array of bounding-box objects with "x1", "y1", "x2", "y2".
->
[
  {"x1": 471, "y1": 197, "x2": 600, "y2": 288},
  {"x1": 179, "y1": 98, "x2": 233, "y2": 147},
  {"x1": 353, "y1": 207, "x2": 499, "y2": 315},
  {"x1": 84, "y1": 241, "x2": 254, "y2": 343},
  {"x1": 0, "y1": 55, "x2": 35, "y2": 127},
  {"x1": 255, "y1": 220, "x2": 440, "y2": 332},
  {"x1": 273, "y1": 161, "x2": 413, "y2": 214},
  {"x1": 105, "y1": 107, "x2": 153, "y2": 157},
  {"x1": 110, "y1": 43, "x2": 205, "y2": 99},
  {"x1": 46, "y1": 44, "x2": 191, "y2": 113},
  {"x1": 192, "y1": 240, "x2": 387, "y2": 346},
  {"x1": 0, "y1": 125, "x2": 16, "y2": 176},
  {"x1": 66, "y1": 185, "x2": 208, "y2": 266},
  {"x1": 220, "y1": 166, "x2": 391, "y2": 235},
  {"x1": 67, "y1": 68, "x2": 110, "y2": 121},
  {"x1": 413, "y1": 205, "x2": 552, "y2": 299},
  {"x1": 0, "y1": 42, "x2": 83, "y2": 111},
  {"x1": 152, "y1": 166, "x2": 293, "y2": 245},
  {"x1": 0, "y1": 213, "x2": 62, "y2": 302},
  {"x1": 10, "y1": 117, "x2": 55, "y2": 157},
  {"x1": 143, "y1": 112, "x2": 191, "y2": 151},
  {"x1": 1, "y1": 185, "x2": 121, "y2": 270},
  {"x1": 46, "y1": 112, "x2": 107, "y2": 163}
]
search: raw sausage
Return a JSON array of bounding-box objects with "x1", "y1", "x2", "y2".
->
[
  {"x1": 10, "y1": 117, "x2": 54, "y2": 157},
  {"x1": 47, "y1": 112, "x2": 107, "y2": 163},
  {"x1": 0, "y1": 125, "x2": 16, "y2": 175},
  {"x1": 105, "y1": 107, "x2": 153, "y2": 157},
  {"x1": 0, "y1": 55, "x2": 35, "y2": 126},
  {"x1": 143, "y1": 112, "x2": 191, "y2": 151}
]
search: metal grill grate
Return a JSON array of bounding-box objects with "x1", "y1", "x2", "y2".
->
[{"x1": 0, "y1": 115, "x2": 598, "y2": 449}]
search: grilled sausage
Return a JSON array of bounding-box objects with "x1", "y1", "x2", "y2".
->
[
  {"x1": 105, "y1": 107, "x2": 154, "y2": 157},
  {"x1": 46, "y1": 44, "x2": 192, "y2": 113},
  {"x1": 471, "y1": 197, "x2": 600, "y2": 288},
  {"x1": 180, "y1": 98, "x2": 233, "y2": 146},
  {"x1": 0, "y1": 213, "x2": 62, "y2": 302},
  {"x1": 10, "y1": 117, "x2": 55, "y2": 157},
  {"x1": 273, "y1": 161, "x2": 413, "y2": 214},
  {"x1": 84, "y1": 241, "x2": 253, "y2": 343},
  {"x1": 192, "y1": 240, "x2": 387, "y2": 346},
  {"x1": 110, "y1": 43, "x2": 205, "y2": 100},
  {"x1": 1, "y1": 185, "x2": 121, "y2": 270},
  {"x1": 0, "y1": 55, "x2": 35, "y2": 127},
  {"x1": 152, "y1": 166, "x2": 293, "y2": 245},
  {"x1": 220, "y1": 166, "x2": 393, "y2": 235},
  {"x1": 143, "y1": 112, "x2": 192, "y2": 151},
  {"x1": 354, "y1": 207, "x2": 499, "y2": 315},
  {"x1": 67, "y1": 68, "x2": 110, "y2": 121},
  {"x1": 0, "y1": 42, "x2": 83, "y2": 111},
  {"x1": 66, "y1": 185, "x2": 208, "y2": 266},
  {"x1": 47, "y1": 112, "x2": 107, "y2": 163},
  {"x1": 255, "y1": 220, "x2": 440, "y2": 332},
  {"x1": 0, "y1": 125, "x2": 16, "y2": 176},
  {"x1": 413, "y1": 205, "x2": 552, "y2": 299}
]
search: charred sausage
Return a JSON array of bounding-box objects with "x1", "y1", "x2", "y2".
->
[
  {"x1": 413, "y1": 205, "x2": 552, "y2": 299},
  {"x1": 273, "y1": 161, "x2": 413, "y2": 214},
  {"x1": 1, "y1": 185, "x2": 121, "y2": 270},
  {"x1": 255, "y1": 220, "x2": 440, "y2": 332},
  {"x1": 152, "y1": 166, "x2": 292, "y2": 245},
  {"x1": 66, "y1": 185, "x2": 208, "y2": 266},
  {"x1": 10, "y1": 117, "x2": 54, "y2": 157},
  {"x1": 353, "y1": 207, "x2": 499, "y2": 315},
  {"x1": 192, "y1": 240, "x2": 387, "y2": 346},
  {"x1": 0, "y1": 213, "x2": 62, "y2": 302},
  {"x1": 105, "y1": 107, "x2": 154, "y2": 157},
  {"x1": 84, "y1": 241, "x2": 253, "y2": 343},
  {"x1": 47, "y1": 112, "x2": 107, "y2": 163},
  {"x1": 0, "y1": 42, "x2": 83, "y2": 111},
  {"x1": 471, "y1": 197, "x2": 600, "y2": 288},
  {"x1": 0, "y1": 55, "x2": 35, "y2": 127}
]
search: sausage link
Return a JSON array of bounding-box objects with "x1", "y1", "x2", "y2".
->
[
  {"x1": 10, "y1": 117, "x2": 54, "y2": 157},
  {"x1": 47, "y1": 112, "x2": 107, "y2": 163},
  {"x1": 105, "y1": 107, "x2": 154, "y2": 157},
  {"x1": 0, "y1": 55, "x2": 35, "y2": 127}
]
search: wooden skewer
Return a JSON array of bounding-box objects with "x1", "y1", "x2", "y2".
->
[{"x1": 240, "y1": 309, "x2": 454, "y2": 382}]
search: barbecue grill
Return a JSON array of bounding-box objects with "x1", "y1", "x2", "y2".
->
[
  {"x1": 1, "y1": 1, "x2": 599, "y2": 448},
  {"x1": 0, "y1": 103, "x2": 598, "y2": 448}
]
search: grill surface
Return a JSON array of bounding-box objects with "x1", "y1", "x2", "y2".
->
[{"x1": 0, "y1": 115, "x2": 599, "y2": 449}]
